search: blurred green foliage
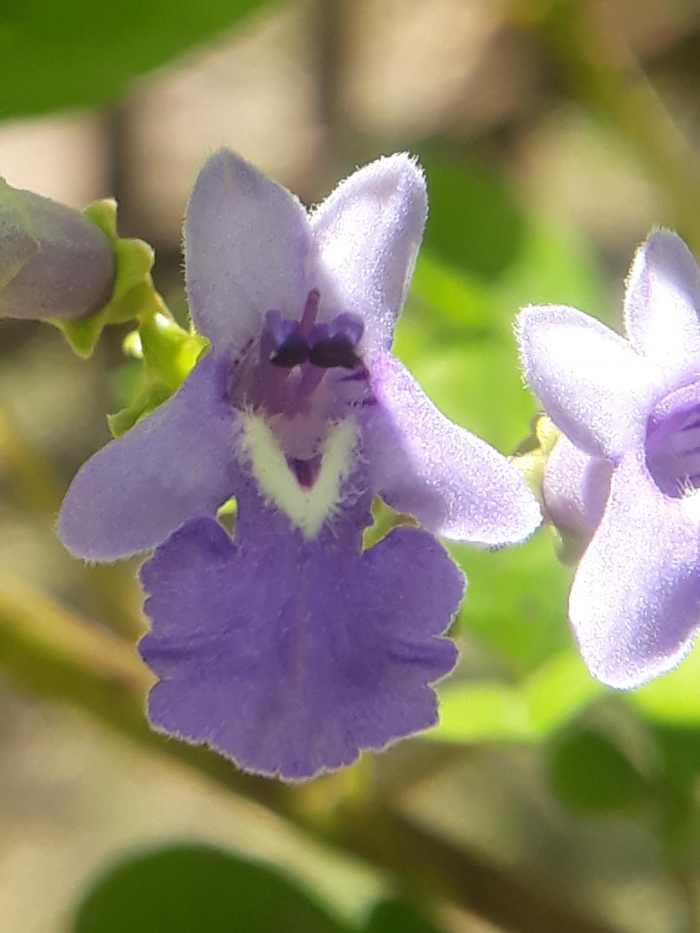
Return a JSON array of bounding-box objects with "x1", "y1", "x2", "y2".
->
[
  {"x1": 547, "y1": 728, "x2": 652, "y2": 815},
  {"x1": 72, "y1": 844, "x2": 351, "y2": 933},
  {"x1": 0, "y1": 0, "x2": 271, "y2": 118},
  {"x1": 72, "y1": 844, "x2": 448, "y2": 933}
]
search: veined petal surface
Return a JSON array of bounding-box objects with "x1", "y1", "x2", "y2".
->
[
  {"x1": 363, "y1": 351, "x2": 541, "y2": 544},
  {"x1": 58, "y1": 354, "x2": 237, "y2": 561},
  {"x1": 569, "y1": 451, "x2": 700, "y2": 689}
]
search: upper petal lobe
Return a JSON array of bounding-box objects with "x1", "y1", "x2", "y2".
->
[
  {"x1": 185, "y1": 150, "x2": 313, "y2": 355},
  {"x1": 311, "y1": 154, "x2": 427, "y2": 352},
  {"x1": 623, "y1": 231, "x2": 700, "y2": 381}
]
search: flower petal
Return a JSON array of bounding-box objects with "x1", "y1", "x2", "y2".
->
[
  {"x1": 311, "y1": 154, "x2": 426, "y2": 352},
  {"x1": 517, "y1": 304, "x2": 661, "y2": 458},
  {"x1": 363, "y1": 351, "x2": 541, "y2": 544},
  {"x1": 139, "y1": 511, "x2": 462, "y2": 781},
  {"x1": 185, "y1": 149, "x2": 313, "y2": 354},
  {"x1": 543, "y1": 435, "x2": 613, "y2": 542},
  {"x1": 58, "y1": 353, "x2": 238, "y2": 561},
  {"x1": 570, "y1": 452, "x2": 700, "y2": 689},
  {"x1": 623, "y1": 231, "x2": 700, "y2": 379}
]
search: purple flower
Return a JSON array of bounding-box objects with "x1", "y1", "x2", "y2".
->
[
  {"x1": 518, "y1": 230, "x2": 700, "y2": 690},
  {"x1": 59, "y1": 150, "x2": 540, "y2": 779}
]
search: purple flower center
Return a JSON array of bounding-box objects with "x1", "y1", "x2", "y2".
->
[
  {"x1": 646, "y1": 382, "x2": 700, "y2": 497},
  {"x1": 230, "y1": 290, "x2": 369, "y2": 490}
]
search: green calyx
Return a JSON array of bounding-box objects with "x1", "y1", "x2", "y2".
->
[
  {"x1": 109, "y1": 314, "x2": 209, "y2": 438},
  {"x1": 52, "y1": 199, "x2": 163, "y2": 358}
]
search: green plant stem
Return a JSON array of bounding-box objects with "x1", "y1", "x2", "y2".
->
[
  {"x1": 525, "y1": 0, "x2": 700, "y2": 254},
  {"x1": 0, "y1": 571, "x2": 621, "y2": 933}
]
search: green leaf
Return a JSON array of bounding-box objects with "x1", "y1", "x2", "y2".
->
[
  {"x1": 72, "y1": 843, "x2": 351, "y2": 933},
  {"x1": 0, "y1": 0, "x2": 270, "y2": 120},
  {"x1": 363, "y1": 901, "x2": 444, "y2": 933},
  {"x1": 407, "y1": 251, "x2": 499, "y2": 335},
  {"x1": 547, "y1": 729, "x2": 652, "y2": 815}
]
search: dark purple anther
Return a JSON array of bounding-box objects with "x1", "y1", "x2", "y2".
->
[
  {"x1": 308, "y1": 311, "x2": 363, "y2": 369},
  {"x1": 269, "y1": 332, "x2": 309, "y2": 367},
  {"x1": 309, "y1": 334, "x2": 360, "y2": 369},
  {"x1": 264, "y1": 309, "x2": 309, "y2": 367}
]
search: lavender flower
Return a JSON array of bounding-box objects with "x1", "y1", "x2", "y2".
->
[
  {"x1": 59, "y1": 150, "x2": 540, "y2": 779},
  {"x1": 518, "y1": 231, "x2": 700, "y2": 690}
]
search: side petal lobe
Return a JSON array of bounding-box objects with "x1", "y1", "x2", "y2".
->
[
  {"x1": 58, "y1": 353, "x2": 237, "y2": 561},
  {"x1": 364, "y1": 351, "x2": 541, "y2": 544}
]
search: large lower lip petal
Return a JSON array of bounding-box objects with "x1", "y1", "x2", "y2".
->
[{"x1": 139, "y1": 508, "x2": 462, "y2": 781}]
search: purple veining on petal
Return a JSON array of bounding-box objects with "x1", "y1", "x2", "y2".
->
[
  {"x1": 233, "y1": 286, "x2": 370, "y2": 479},
  {"x1": 139, "y1": 486, "x2": 462, "y2": 781},
  {"x1": 646, "y1": 380, "x2": 700, "y2": 497}
]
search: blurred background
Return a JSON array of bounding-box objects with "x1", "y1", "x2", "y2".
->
[{"x1": 2, "y1": 0, "x2": 700, "y2": 931}]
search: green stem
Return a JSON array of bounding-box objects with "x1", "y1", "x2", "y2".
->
[
  {"x1": 525, "y1": 0, "x2": 700, "y2": 254},
  {"x1": 0, "y1": 572, "x2": 620, "y2": 933}
]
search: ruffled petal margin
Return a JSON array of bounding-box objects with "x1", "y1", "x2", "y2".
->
[
  {"x1": 363, "y1": 351, "x2": 541, "y2": 545},
  {"x1": 58, "y1": 353, "x2": 238, "y2": 561},
  {"x1": 570, "y1": 451, "x2": 700, "y2": 689},
  {"x1": 517, "y1": 304, "x2": 661, "y2": 459},
  {"x1": 139, "y1": 512, "x2": 462, "y2": 782}
]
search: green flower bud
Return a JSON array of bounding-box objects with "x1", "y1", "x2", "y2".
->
[{"x1": 0, "y1": 179, "x2": 115, "y2": 321}]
